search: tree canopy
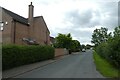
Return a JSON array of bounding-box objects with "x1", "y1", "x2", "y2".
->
[
  {"x1": 54, "y1": 33, "x2": 81, "y2": 51},
  {"x1": 92, "y1": 26, "x2": 120, "y2": 67},
  {"x1": 114, "y1": 26, "x2": 120, "y2": 37},
  {"x1": 91, "y1": 27, "x2": 111, "y2": 46},
  {"x1": 70, "y1": 40, "x2": 81, "y2": 51},
  {"x1": 54, "y1": 33, "x2": 72, "y2": 49}
]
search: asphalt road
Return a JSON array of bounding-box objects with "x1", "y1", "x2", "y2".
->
[{"x1": 16, "y1": 50, "x2": 104, "y2": 78}]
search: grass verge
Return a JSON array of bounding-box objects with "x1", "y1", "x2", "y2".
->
[{"x1": 93, "y1": 51, "x2": 120, "y2": 78}]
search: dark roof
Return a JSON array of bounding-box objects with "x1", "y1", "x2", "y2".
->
[
  {"x1": 50, "y1": 36, "x2": 55, "y2": 43},
  {"x1": 34, "y1": 16, "x2": 42, "y2": 18},
  {"x1": 3, "y1": 8, "x2": 28, "y2": 25}
]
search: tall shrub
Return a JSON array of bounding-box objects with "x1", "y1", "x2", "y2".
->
[{"x1": 95, "y1": 37, "x2": 120, "y2": 67}]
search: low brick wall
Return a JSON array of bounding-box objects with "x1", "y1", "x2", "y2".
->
[{"x1": 55, "y1": 48, "x2": 68, "y2": 57}]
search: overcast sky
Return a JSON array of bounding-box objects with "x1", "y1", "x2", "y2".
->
[{"x1": 0, "y1": 0, "x2": 119, "y2": 45}]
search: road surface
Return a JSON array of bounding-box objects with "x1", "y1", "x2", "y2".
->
[{"x1": 15, "y1": 50, "x2": 104, "y2": 78}]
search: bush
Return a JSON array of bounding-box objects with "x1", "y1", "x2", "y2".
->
[
  {"x1": 96, "y1": 43, "x2": 110, "y2": 60},
  {"x1": 108, "y1": 37, "x2": 120, "y2": 67},
  {"x1": 2, "y1": 45, "x2": 55, "y2": 70},
  {"x1": 95, "y1": 36, "x2": 120, "y2": 68}
]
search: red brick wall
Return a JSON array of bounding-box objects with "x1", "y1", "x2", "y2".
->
[
  {"x1": 2, "y1": 9, "x2": 13, "y2": 44},
  {"x1": 55, "y1": 48, "x2": 69, "y2": 57},
  {"x1": 15, "y1": 22, "x2": 29, "y2": 45},
  {"x1": 34, "y1": 17, "x2": 50, "y2": 45},
  {"x1": 2, "y1": 10, "x2": 50, "y2": 45}
]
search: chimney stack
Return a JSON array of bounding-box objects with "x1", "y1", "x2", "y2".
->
[{"x1": 28, "y1": 2, "x2": 34, "y2": 38}]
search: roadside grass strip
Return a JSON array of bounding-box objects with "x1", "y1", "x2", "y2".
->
[{"x1": 93, "y1": 51, "x2": 120, "y2": 78}]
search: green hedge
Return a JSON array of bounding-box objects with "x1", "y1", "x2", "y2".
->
[
  {"x1": 2, "y1": 45, "x2": 55, "y2": 70},
  {"x1": 95, "y1": 36, "x2": 120, "y2": 68}
]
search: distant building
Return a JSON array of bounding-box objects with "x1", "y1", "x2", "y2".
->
[
  {"x1": 50, "y1": 36, "x2": 55, "y2": 45},
  {"x1": 0, "y1": 2, "x2": 50, "y2": 45}
]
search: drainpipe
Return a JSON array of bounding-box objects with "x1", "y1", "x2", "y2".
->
[{"x1": 13, "y1": 20, "x2": 16, "y2": 44}]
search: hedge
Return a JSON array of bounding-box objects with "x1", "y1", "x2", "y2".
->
[
  {"x1": 95, "y1": 36, "x2": 120, "y2": 68},
  {"x1": 2, "y1": 45, "x2": 55, "y2": 70}
]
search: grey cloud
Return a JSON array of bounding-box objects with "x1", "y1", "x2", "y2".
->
[
  {"x1": 118, "y1": 1, "x2": 120, "y2": 26},
  {"x1": 64, "y1": 8, "x2": 107, "y2": 28},
  {"x1": 69, "y1": 29, "x2": 92, "y2": 44},
  {"x1": 98, "y1": 2, "x2": 118, "y2": 16},
  {"x1": 101, "y1": 2, "x2": 118, "y2": 30},
  {"x1": 64, "y1": 2, "x2": 118, "y2": 29},
  {"x1": 90, "y1": 10, "x2": 101, "y2": 26},
  {"x1": 50, "y1": 1, "x2": 118, "y2": 44},
  {"x1": 65, "y1": 9, "x2": 94, "y2": 27},
  {"x1": 51, "y1": 25, "x2": 92, "y2": 43},
  {"x1": 101, "y1": 16, "x2": 118, "y2": 30},
  {"x1": 98, "y1": 2, "x2": 118, "y2": 29},
  {"x1": 72, "y1": 30, "x2": 92, "y2": 38}
]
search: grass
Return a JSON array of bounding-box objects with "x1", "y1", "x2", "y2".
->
[{"x1": 93, "y1": 51, "x2": 120, "y2": 78}]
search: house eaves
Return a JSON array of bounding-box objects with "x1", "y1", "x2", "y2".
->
[{"x1": 3, "y1": 8, "x2": 29, "y2": 26}]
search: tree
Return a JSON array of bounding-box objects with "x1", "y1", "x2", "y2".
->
[
  {"x1": 81, "y1": 44, "x2": 86, "y2": 49},
  {"x1": 54, "y1": 33, "x2": 72, "y2": 49},
  {"x1": 54, "y1": 33, "x2": 81, "y2": 52},
  {"x1": 91, "y1": 27, "x2": 111, "y2": 46},
  {"x1": 86, "y1": 44, "x2": 92, "y2": 49},
  {"x1": 94, "y1": 26, "x2": 120, "y2": 67},
  {"x1": 70, "y1": 40, "x2": 81, "y2": 51},
  {"x1": 113, "y1": 26, "x2": 120, "y2": 37}
]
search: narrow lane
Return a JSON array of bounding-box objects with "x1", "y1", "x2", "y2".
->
[{"x1": 16, "y1": 50, "x2": 104, "y2": 78}]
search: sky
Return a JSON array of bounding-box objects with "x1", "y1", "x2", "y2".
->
[{"x1": 0, "y1": 0, "x2": 119, "y2": 45}]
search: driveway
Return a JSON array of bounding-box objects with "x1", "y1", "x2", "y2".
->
[{"x1": 15, "y1": 50, "x2": 104, "y2": 78}]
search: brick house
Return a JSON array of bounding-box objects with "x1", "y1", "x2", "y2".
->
[
  {"x1": 50, "y1": 36, "x2": 55, "y2": 45},
  {"x1": 0, "y1": 2, "x2": 50, "y2": 45}
]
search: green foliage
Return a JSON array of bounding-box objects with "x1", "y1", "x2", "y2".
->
[
  {"x1": 2, "y1": 45, "x2": 55, "y2": 70},
  {"x1": 95, "y1": 42, "x2": 110, "y2": 60},
  {"x1": 86, "y1": 44, "x2": 92, "y2": 49},
  {"x1": 95, "y1": 26, "x2": 120, "y2": 68},
  {"x1": 70, "y1": 40, "x2": 81, "y2": 52},
  {"x1": 114, "y1": 26, "x2": 120, "y2": 37},
  {"x1": 81, "y1": 44, "x2": 86, "y2": 49},
  {"x1": 54, "y1": 33, "x2": 72, "y2": 49},
  {"x1": 108, "y1": 36, "x2": 120, "y2": 67},
  {"x1": 54, "y1": 33, "x2": 81, "y2": 52},
  {"x1": 91, "y1": 27, "x2": 111, "y2": 47}
]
